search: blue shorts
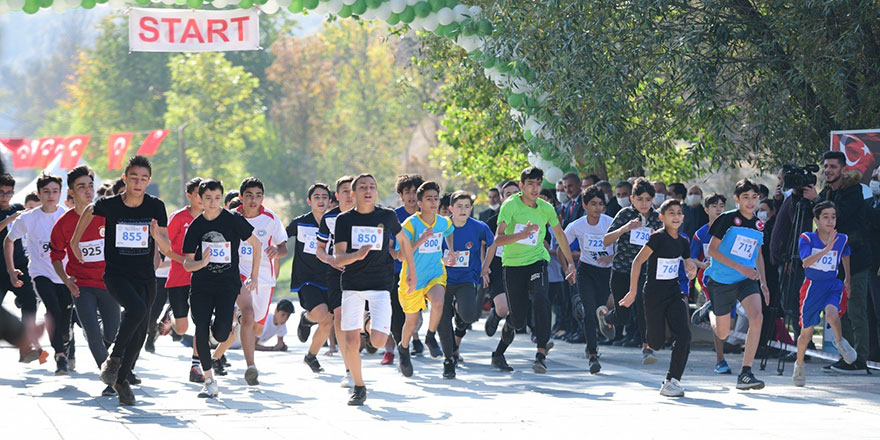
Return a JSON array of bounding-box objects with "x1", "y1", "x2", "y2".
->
[{"x1": 799, "y1": 278, "x2": 844, "y2": 328}]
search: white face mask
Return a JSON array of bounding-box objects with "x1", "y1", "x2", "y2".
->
[
  {"x1": 617, "y1": 197, "x2": 631, "y2": 208},
  {"x1": 685, "y1": 194, "x2": 702, "y2": 207},
  {"x1": 871, "y1": 180, "x2": 880, "y2": 196},
  {"x1": 556, "y1": 191, "x2": 569, "y2": 204},
  {"x1": 756, "y1": 211, "x2": 769, "y2": 222},
  {"x1": 653, "y1": 193, "x2": 666, "y2": 207}
]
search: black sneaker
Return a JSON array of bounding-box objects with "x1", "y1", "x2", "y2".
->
[
  {"x1": 101, "y1": 385, "x2": 117, "y2": 396},
  {"x1": 213, "y1": 358, "x2": 228, "y2": 376},
  {"x1": 691, "y1": 300, "x2": 712, "y2": 326},
  {"x1": 485, "y1": 309, "x2": 501, "y2": 337},
  {"x1": 425, "y1": 335, "x2": 442, "y2": 358},
  {"x1": 831, "y1": 359, "x2": 868, "y2": 374},
  {"x1": 296, "y1": 311, "x2": 313, "y2": 343},
  {"x1": 304, "y1": 352, "x2": 324, "y2": 373},
  {"x1": 532, "y1": 353, "x2": 547, "y2": 374},
  {"x1": 723, "y1": 342, "x2": 743, "y2": 354},
  {"x1": 348, "y1": 385, "x2": 367, "y2": 406},
  {"x1": 411, "y1": 338, "x2": 424, "y2": 356},
  {"x1": 100, "y1": 357, "x2": 121, "y2": 385},
  {"x1": 398, "y1": 344, "x2": 414, "y2": 377},
  {"x1": 54, "y1": 355, "x2": 69, "y2": 376},
  {"x1": 362, "y1": 332, "x2": 378, "y2": 354},
  {"x1": 144, "y1": 323, "x2": 157, "y2": 353},
  {"x1": 114, "y1": 380, "x2": 136, "y2": 406},
  {"x1": 736, "y1": 371, "x2": 765, "y2": 390},
  {"x1": 220, "y1": 354, "x2": 230, "y2": 367},
  {"x1": 443, "y1": 358, "x2": 456, "y2": 379},
  {"x1": 491, "y1": 352, "x2": 514, "y2": 372},
  {"x1": 588, "y1": 355, "x2": 601, "y2": 374},
  {"x1": 127, "y1": 372, "x2": 142, "y2": 385}
]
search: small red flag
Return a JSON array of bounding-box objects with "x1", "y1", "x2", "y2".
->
[
  {"x1": 61, "y1": 135, "x2": 90, "y2": 170},
  {"x1": 0, "y1": 139, "x2": 36, "y2": 169},
  {"x1": 107, "y1": 133, "x2": 134, "y2": 170},
  {"x1": 136, "y1": 130, "x2": 169, "y2": 156}
]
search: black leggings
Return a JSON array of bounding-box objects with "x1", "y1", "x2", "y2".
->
[
  {"x1": 148, "y1": 277, "x2": 169, "y2": 326},
  {"x1": 390, "y1": 278, "x2": 405, "y2": 344},
  {"x1": 608, "y1": 270, "x2": 646, "y2": 343},
  {"x1": 577, "y1": 264, "x2": 611, "y2": 355},
  {"x1": 503, "y1": 261, "x2": 550, "y2": 350},
  {"x1": 104, "y1": 275, "x2": 155, "y2": 384},
  {"x1": 438, "y1": 283, "x2": 481, "y2": 358},
  {"x1": 33, "y1": 276, "x2": 73, "y2": 356},
  {"x1": 190, "y1": 286, "x2": 238, "y2": 371},
  {"x1": 644, "y1": 289, "x2": 691, "y2": 381}
]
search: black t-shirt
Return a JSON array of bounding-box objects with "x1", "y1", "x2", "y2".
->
[
  {"x1": 644, "y1": 228, "x2": 690, "y2": 295},
  {"x1": 316, "y1": 207, "x2": 343, "y2": 287},
  {"x1": 93, "y1": 194, "x2": 167, "y2": 280},
  {"x1": 334, "y1": 207, "x2": 402, "y2": 292},
  {"x1": 286, "y1": 211, "x2": 329, "y2": 290},
  {"x1": 183, "y1": 209, "x2": 254, "y2": 290},
  {"x1": 0, "y1": 204, "x2": 28, "y2": 271},
  {"x1": 486, "y1": 214, "x2": 503, "y2": 278}
]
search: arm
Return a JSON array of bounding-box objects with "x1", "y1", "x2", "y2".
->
[
  {"x1": 755, "y1": 246, "x2": 770, "y2": 305},
  {"x1": 603, "y1": 217, "x2": 641, "y2": 247},
  {"x1": 620, "y1": 246, "x2": 651, "y2": 307},
  {"x1": 244, "y1": 234, "x2": 262, "y2": 291},
  {"x1": 0, "y1": 211, "x2": 20, "y2": 231},
  {"x1": 492, "y1": 221, "x2": 538, "y2": 247},
  {"x1": 550, "y1": 223, "x2": 576, "y2": 283},
  {"x1": 397, "y1": 229, "x2": 418, "y2": 293},
  {"x1": 3, "y1": 237, "x2": 21, "y2": 287},
  {"x1": 148, "y1": 220, "x2": 171, "y2": 256},
  {"x1": 70, "y1": 204, "x2": 95, "y2": 263},
  {"x1": 333, "y1": 241, "x2": 371, "y2": 267},
  {"x1": 706, "y1": 236, "x2": 758, "y2": 280},
  {"x1": 800, "y1": 235, "x2": 837, "y2": 268},
  {"x1": 183, "y1": 250, "x2": 210, "y2": 273},
  {"x1": 843, "y1": 255, "x2": 852, "y2": 299},
  {"x1": 266, "y1": 241, "x2": 288, "y2": 259}
]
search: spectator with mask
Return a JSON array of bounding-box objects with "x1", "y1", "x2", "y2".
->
[
  {"x1": 609, "y1": 181, "x2": 632, "y2": 217},
  {"x1": 479, "y1": 187, "x2": 501, "y2": 222},
  {"x1": 868, "y1": 167, "x2": 880, "y2": 361},
  {"x1": 556, "y1": 180, "x2": 569, "y2": 205},
  {"x1": 653, "y1": 181, "x2": 668, "y2": 209},
  {"x1": 681, "y1": 184, "x2": 709, "y2": 239}
]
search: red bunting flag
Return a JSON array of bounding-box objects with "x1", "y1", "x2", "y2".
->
[
  {"x1": 61, "y1": 135, "x2": 90, "y2": 170},
  {"x1": 107, "y1": 133, "x2": 134, "y2": 170},
  {"x1": 0, "y1": 138, "x2": 36, "y2": 170},
  {"x1": 34, "y1": 137, "x2": 65, "y2": 169},
  {"x1": 136, "y1": 129, "x2": 169, "y2": 156}
]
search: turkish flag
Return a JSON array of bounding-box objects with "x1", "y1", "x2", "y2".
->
[
  {"x1": 34, "y1": 137, "x2": 65, "y2": 169},
  {"x1": 107, "y1": 133, "x2": 134, "y2": 170},
  {"x1": 136, "y1": 129, "x2": 169, "y2": 156},
  {"x1": 61, "y1": 135, "x2": 90, "y2": 170},
  {"x1": 0, "y1": 139, "x2": 36, "y2": 169}
]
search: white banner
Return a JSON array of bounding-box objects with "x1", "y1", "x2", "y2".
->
[{"x1": 129, "y1": 8, "x2": 260, "y2": 53}]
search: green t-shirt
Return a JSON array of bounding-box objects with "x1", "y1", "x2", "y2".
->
[{"x1": 497, "y1": 193, "x2": 559, "y2": 267}]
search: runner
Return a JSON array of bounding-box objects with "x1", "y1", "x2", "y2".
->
[
  {"x1": 329, "y1": 173, "x2": 416, "y2": 405},
  {"x1": 564, "y1": 185, "x2": 615, "y2": 374},
  {"x1": 792, "y1": 201, "x2": 857, "y2": 386},
  {"x1": 619, "y1": 199, "x2": 697, "y2": 397},
  {"x1": 315, "y1": 175, "x2": 356, "y2": 387},
  {"x1": 598, "y1": 177, "x2": 663, "y2": 365},
  {"x1": 157, "y1": 177, "x2": 204, "y2": 382},
  {"x1": 288, "y1": 183, "x2": 333, "y2": 374},
  {"x1": 182, "y1": 179, "x2": 262, "y2": 398},
  {"x1": 482, "y1": 180, "x2": 520, "y2": 345},
  {"x1": 396, "y1": 181, "x2": 456, "y2": 377},
  {"x1": 6, "y1": 173, "x2": 69, "y2": 375},
  {"x1": 49, "y1": 166, "x2": 121, "y2": 396},
  {"x1": 251, "y1": 299, "x2": 294, "y2": 352},
  {"x1": 388, "y1": 174, "x2": 425, "y2": 362},
  {"x1": 483, "y1": 167, "x2": 576, "y2": 373},
  {"x1": 439, "y1": 190, "x2": 494, "y2": 378},
  {"x1": 71, "y1": 155, "x2": 171, "y2": 406}
]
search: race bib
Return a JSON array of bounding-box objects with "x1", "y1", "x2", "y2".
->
[
  {"x1": 629, "y1": 227, "x2": 651, "y2": 246},
  {"x1": 78, "y1": 239, "x2": 104, "y2": 263},
  {"x1": 240, "y1": 242, "x2": 254, "y2": 257},
  {"x1": 656, "y1": 257, "x2": 680, "y2": 280},
  {"x1": 585, "y1": 234, "x2": 605, "y2": 252},
  {"x1": 444, "y1": 250, "x2": 470, "y2": 267},
  {"x1": 116, "y1": 224, "x2": 149, "y2": 249},
  {"x1": 730, "y1": 235, "x2": 758, "y2": 260},
  {"x1": 809, "y1": 249, "x2": 838, "y2": 272},
  {"x1": 513, "y1": 224, "x2": 538, "y2": 246},
  {"x1": 352, "y1": 226, "x2": 383, "y2": 251},
  {"x1": 297, "y1": 226, "x2": 319, "y2": 255},
  {"x1": 495, "y1": 245, "x2": 504, "y2": 257},
  {"x1": 203, "y1": 241, "x2": 231, "y2": 264},
  {"x1": 419, "y1": 232, "x2": 442, "y2": 254},
  {"x1": 38, "y1": 240, "x2": 51, "y2": 255}
]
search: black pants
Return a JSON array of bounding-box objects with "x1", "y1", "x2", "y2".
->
[
  {"x1": 643, "y1": 289, "x2": 691, "y2": 381},
  {"x1": 190, "y1": 286, "x2": 238, "y2": 372},
  {"x1": 104, "y1": 274, "x2": 155, "y2": 384},
  {"x1": 608, "y1": 270, "x2": 646, "y2": 343},
  {"x1": 148, "y1": 277, "x2": 169, "y2": 326},
  {"x1": 577, "y1": 264, "x2": 611, "y2": 355},
  {"x1": 504, "y1": 261, "x2": 550, "y2": 350},
  {"x1": 438, "y1": 283, "x2": 480, "y2": 358},
  {"x1": 390, "y1": 276, "x2": 405, "y2": 344},
  {"x1": 33, "y1": 276, "x2": 73, "y2": 356}
]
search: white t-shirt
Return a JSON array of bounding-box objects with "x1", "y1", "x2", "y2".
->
[
  {"x1": 564, "y1": 214, "x2": 614, "y2": 268},
  {"x1": 232, "y1": 311, "x2": 287, "y2": 348},
  {"x1": 237, "y1": 206, "x2": 288, "y2": 287},
  {"x1": 8, "y1": 207, "x2": 66, "y2": 283}
]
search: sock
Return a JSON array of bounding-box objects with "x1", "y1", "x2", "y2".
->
[
  {"x1": 305, "y1": 352, "x2": 315, "y2": 360},
  {"x1": 536, "y1": 352, "x2": 546, "y2": 361},
  {"x1": 426, "y1": 330, "x2": 436, "y2": 341},
  {"x1": 741, "y1": 366, "x2": 752, "y2": 375},
  {"x1": 495, "y1": 321, "x2": 515, "y2": 355},
  {"x1": 192, "y1": 356, "x2": 200, "y2": 368}
]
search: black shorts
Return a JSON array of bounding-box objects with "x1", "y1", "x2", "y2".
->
[
  {"x1": 297, "y1": 283, "x2": 328, "y2": 312},
  {"x1": 168, "y1": 285, "x2": 191, "y2": 319},
  {"x1": 327, "y1": 275, "x2": 342, "y2": 311},
  {"x1": 705, "y1": 277, "x2": 759, "y2": 316}
]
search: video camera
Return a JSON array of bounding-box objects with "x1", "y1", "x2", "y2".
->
[{"x1": 781, "y1": 164, "x2": 819, "y2": 191}]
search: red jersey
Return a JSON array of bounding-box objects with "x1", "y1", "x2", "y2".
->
[
  {"x1": 50, "y1": 209, "x2": 106, "y2": 289},
  {"x1": 165, "y1": 207, "x2": 196, "y2": 288}
]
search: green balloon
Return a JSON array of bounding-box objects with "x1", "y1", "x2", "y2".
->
[
  {"x1": 444, "y1": 0, "x2": 456, "y2": 7},
  {"x1": 38, "y1": 0, "x2": 52, "y2": 7},
  {"x1": 81, "y1": 0, "x2": 96, "y2": 8},
  {"x1": 94, "y1": 0, "x2": 107, "y2": 4},
  {"x1": 22, "y1": 0, "x2": 39, "y2": 13},
  {"x1": 523, "y1": 130, "x2": 533, "y2": 141},
  {"x1": 386, "y1": 12, "x2": 400, "y2": 25},
  {"x1": 302, "y1": 0, "x2": 317, "y2": 9},
  {"x1": 399, "y1": 6, "x2": 415, "y2": 23},
  {"x1": 480, "y1": 56, "x2": 495, "y2": 69},
  {"x1": 478, "y1": 20, "x2": 493, "y2": 36},
  {"x1": 445, "y1": 21, "x2": 459, "y2": 35},
  {"x1": 414, "y1": 1, "x2": 430, "y2": 18},
  {"x1": 350, "y1": 0, "x2": 366, "y2": 14},
  {"x1": 428, "y1": 0, "x2": 442, "y2": 12},
  {"x1": 508, "y1": 93, "x2": 523, "y2": 109},
  {"x1": 238, "y1": 0, "x2": 253, "y2": 7},
  {"x1": 433, "y1": 24, "x2": 447, "y2": 36},
  {"x1": 135, "y1": 0, "x2": 150, "y2": 5},
  {"x1": 254, "y1": 0, "x2": 267, "y2": 4},
  {"x1": 497, "y1": 62, "x2": 512, "y2": 74},
  {"x1": 336, "y1": 4, "x2": 351, "y2": 16},
  {"x1": 366, "y1": 0, "x2": 380, "y2": 8},
  {"x1": 187, "y1": 0, "x2": 202, "y2": 7},
  {"x1": 288, "y1": 0, "x2": 303, "y2": 12}
]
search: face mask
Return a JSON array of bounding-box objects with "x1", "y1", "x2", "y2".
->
[
  {"x1": 685, "y1": 194, "x2": 702, "y2": 207},
  {"x1": 556, "y1": 191, "x2": 569, "y2": 204},
  {"x1": 617, "y1": 197, "x2": 631, "y2": 208},
  {"x1": 783, "y1": 189, "x2": 793, "y2": 199},
  {"x1": 871, "y1": 180, "x2": 880, "y2": 196},
  {"x1": 653, "y1": 193, "x2": 666, "y2": 207},
  {"x1": 489, "y1": 203, "x2": 500, "y2": 211},
  {"x1": 756, "y1": 211, "x2": 769, "y2": 222}
]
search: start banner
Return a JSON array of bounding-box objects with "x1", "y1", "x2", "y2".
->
[{"x1": 129, "y1": 8, "x2": 260, "y2": 53}]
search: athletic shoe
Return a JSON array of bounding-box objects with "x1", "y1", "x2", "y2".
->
[
  {"x1": 485, "y1": 309, "x2": 501, "y2": 337},
  {"x1": 127, "y1": 373, "x2": 141, "y2": 385},
  {"x1": 714, "y1": 359, "x2": 732, "y2": 374},
  {"x1": 158, "y1": 306, "x2": 174, "y2": 336},
  {"x1": 114, "y1": 381, "x2": 136, "y2": 406},
  {"x1": 381, "y1": 351, "x2": 394, "y2": 365},
  {"x1": 18, "y1": 347, "x2": 42, "y2": 363},
  {"x1": 443, "y1": 358, "x2": 456, "y2": 379},
  {"x1": 145, "y1": 323, "x2": 158, "y2": 353},
  {"x1": 454, "y1": 352, "x2": 464, "y2": 365},
  {"x1": 411, "y1": 338, "x2": 424, "y2": 356},
  {"x1": 831, "y1": 359, "x2": 867, "y2": 374},
  {"x1": 545, "y1": 341, "x2": 555, "y2": 353},
  {"x1": 198, "y1": 377, "x2": 219, "y2": 398},
  {"x1": 691, "y1": 300, "x2": 712, "y2": 326},
  {"x1": 304, "y1": 353, "x2": 324, "y2": 373},
  {"x1": 595, "y1": 306, "x2": 615, "y2": 340},
  {"x1": 213, "y1": 358, "x2": 228, "y2": 376},
  {"x1": 588, "y1": 355, "x2": 601, "y2": 374},
  {"x1": 54, "y1": 356, "x2": 69, "y2": 376},
  {"x1": 642, "y1": 348, "x2": 658, "y2": 365},
  {"x1": 612, "y1": 336, "x2": 631, "y2": 347},
  {"x1": 245, "y1": 366, "x2": 259, "y2": 385},
  {"x1": 189, "y1": 366, "x2": 205, "y2": 383},
  {"x1": 532, "y1": 353, "x2": 547, "y2": 374},
  {"x1": 348, "y1": 385, "x2": 367, "y2": 406},
  {"x1": 833, "y1": 338, "x2": 858, "y2": 365},
  {"x1": 101, "y1": 385, "x2": 117, "y2": 397},
  {"x1": 425, "y1": 335, "x2": 442, "y2": 358},
  {"x1": 660, "y1": 378, "x2": 685, "y2": 397},
  {"x1": 100, "y1": 357, "x2": 122, "y2": 385},
  {"x1": 398, "y1": 344, "x2": 414, "y2": 377},
  {"x1": 341, "y1": 371, "x2": 353, "y2": 388},
  {"x1": 792, "y1": 363, "x2": 806, "y2": 387},
  {"x1": 722, "y1": 342, "x2": 743, "y2": 354},
  {"x1": 736, "y1": 371, "x2": 765, "y2": 390},
  {"x1": 220, "y1": 354, "x2": 230, "y2": 367},
  {"x1": 362, "y1": 332, "x2": 378, "y2": 354},
  {"x1": 296, "y1": 311, "x2": 313, "y2": 343},
  {"x1": 491, "y1": 352, "x2": 514, "y2": 372}
]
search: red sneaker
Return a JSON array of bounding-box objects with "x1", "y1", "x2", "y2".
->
[{"x1": 381, "y1": 351, "x2": 394, "y2": 365}]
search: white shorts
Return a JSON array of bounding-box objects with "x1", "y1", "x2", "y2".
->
[
  {"x1": 250, "y1": 285, "x2": 274, "y2": 325},
  {"x1": 340, "y1": 290, "x2": 391, "y2": 334}
]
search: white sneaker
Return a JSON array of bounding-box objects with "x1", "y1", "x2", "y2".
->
[
  {"x1": 660, "y1": 378, "x2": 684, "y2": 397},
  {"x1": 340, "y1": 372, "x2": 353, "y2": 388},
  {"x1": 833, "y1": 338, "x2": 858, "y2": 365},
  {"x1": 198, "y1": 377, "x2": 219, "y2": 398},
  {"x1": 792, "y1": 363, "x2": 806, "y2": 387}
]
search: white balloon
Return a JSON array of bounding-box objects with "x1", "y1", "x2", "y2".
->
[
  {"x1": 326, "y1": 0, "x2": 343, "y2": 14},
  {"x1": 452, "y1": 3, "x2": 468, "y2": 20},
  {"x1": 405, "y1": 0, "x2": 417, "y2": 5},
  {"x1": 66, "y1": 0, "x2": 80, "y2": 7},
  {"x1": 312, "y1": 0, "x2": 328, "y2": 14},
  {"x1": 468, "y1": 5, "x2": 481, "y2": 17},
  {"x1": 374, "y1": 2, "x2": 391, "y2": 20},
  {"x1": 260, "y1": 0, "x2": 279, "y2": 13},
  {"x1": 51, "y1": 0, "x2": 68, "y2": 12},
  {"x1": 527, "y1": 152, "x2": 538, "y2": 166},
  {"x1": 212, "y1": 0, "x2": 228, "y2": 7},
  {"x1": 545, "y1": 166, "x2": 563, "y2": 183},
  {"x1": 360, "y1": 6, "x2": 376, "y2": 20},
  {"x1": 0, "y1": 2, "x2": 10, "y2": 13},
  {"x1": 107, "y1": 0, "x2": 126, "y2": 9},
  {"x1": 8, "y1": 0, "x2": 24, "y2": 9},
  {"x1": 276, "y1": 0, "x2": 291, "y2": 6},
  {"x1": 161, "y1": 0, "x2": 175, "y2": 5},
  {"x1": 436, "y1": 7, "x2": 453, "y2": 25},
  {"x1": 342, "y1": 0, "x2": 355, "y2": 4},
  {"x1": 422, "y1": 13, "x2": 438, "y2": 31},
  {"x1": 389, "y1": 0, "x2": 405, "y2": 13}
]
